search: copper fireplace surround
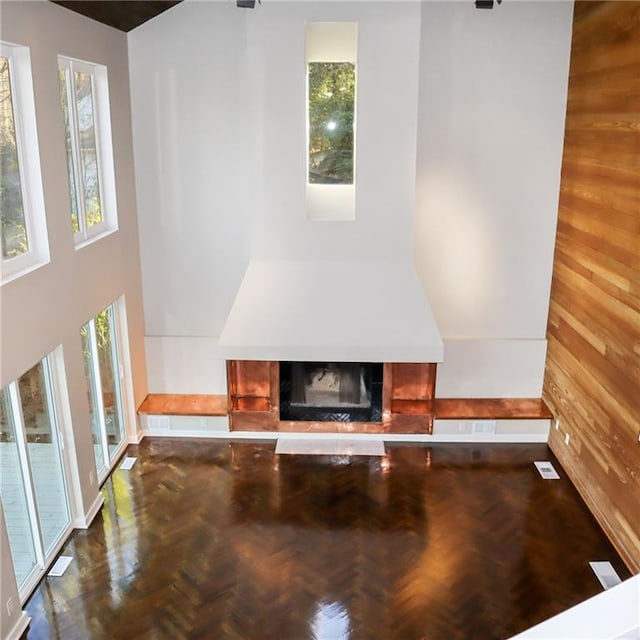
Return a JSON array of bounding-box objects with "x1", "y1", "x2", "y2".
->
[{"x1": 226, "y1": 360, "x2": 437, "y2": 434}]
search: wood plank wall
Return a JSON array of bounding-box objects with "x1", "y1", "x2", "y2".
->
[{"x1": 543, "y1": 1, "x2": 640, "y2": 573}]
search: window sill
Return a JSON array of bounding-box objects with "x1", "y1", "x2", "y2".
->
[
  {"x1": 74, "y1": 226, "x2": 118, "y2": 251},
  {"x1": 1, "y1": 255, "x2": 50, "y2": 286}
]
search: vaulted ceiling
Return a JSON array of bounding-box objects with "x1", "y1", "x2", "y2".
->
[{"x1": 50, "y1": 1, "x2": 183, "y2": 32}]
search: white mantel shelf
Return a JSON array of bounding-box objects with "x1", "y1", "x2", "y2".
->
[{"x1": 219, "y1": 260, "x2": 444, "y2": 363}]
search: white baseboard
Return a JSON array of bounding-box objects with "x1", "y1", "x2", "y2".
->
[
  {"x1": 129, "y1": 430, "x2": 144, "y2": 444},
  {"x1": 73, "y1": 493, "x2": 104, "y2": 529},
  {"x1": 434, "y1": 418, "x2": 550, "y2": 441},
  {"x1": 5, "y1": 611, "x2": 30, "y2": 640},
  {"x1": 142, "y1": 414, "x2": 230, "y2": 438}
]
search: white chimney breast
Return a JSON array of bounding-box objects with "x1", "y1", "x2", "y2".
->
[{"x1": 219, "y1": 260, "x2": 444, "y2": 363}]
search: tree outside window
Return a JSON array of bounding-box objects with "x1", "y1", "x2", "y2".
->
[
  {"x1": 0, "y1": 56, "x2": 29, "y2": 259},
  {"x1": 308, "y1": 62, "x2": 355, "y2": 185}
]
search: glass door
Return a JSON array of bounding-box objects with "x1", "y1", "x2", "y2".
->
[
  {"x1": 81, "y1": 323, "x2": 108, "y2": 480},
  {"x1": 18, "y1": 361, "x2": 71, "y2": 556},
  {"x1": 0, "y1": 389, "x2": 39, "y2": 589},
  {"x1": 0, "y1": 355, "x2": 72, "y2": 600},
  {"x1": 81, "y1": 302, "x2": 126, "y2": 482}
]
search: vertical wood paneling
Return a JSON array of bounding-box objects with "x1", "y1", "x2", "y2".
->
[{"x1": 543, "y1": 1, "x2": 640, "y2": 572}]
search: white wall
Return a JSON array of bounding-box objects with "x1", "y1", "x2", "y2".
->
[
  {"x1": 0, "y1": 503, "x2": 29, "y2": 640},
  {"x1": 129, "y1": 1, "x2": 253, "y2": 339},
  {"x1": 414, "y1": 1, "x2": 573, "y2": 396},
  {"x1": 246, "y1": 2, "x2": 421, "y2": 262},
  {"x1": 131, "y1": 0, "x2": 573, "y2": 398},
  {"x1": 129, "y1": 1, "x2": 422, "y2": 392},
  {"x1": 0, "y1": 0, "x2": 147, "y2": 610},
  {"x1": 145, "y1": 336, "x2": 227, "y2": 394},
  {"x1": 509, "y1": 574, "x2": 640, "y2": 640}
]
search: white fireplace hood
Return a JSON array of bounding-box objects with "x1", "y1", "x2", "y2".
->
[{"x1": 220, "y1": 260, "x2": 444, "y2": 363}]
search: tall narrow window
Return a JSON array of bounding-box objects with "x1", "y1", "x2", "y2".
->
[
  {"x1": 0, "y1": 54, "x2": 28, "y2": 257},
  {"x1": 308, "y1": 63, "x2": 355, "y2": 185},
  {"x1": 58, "y1": 56, "x2": 117, "y2": 246},
  {"x1": 306, "y1": 23, "x2": 358, "y2": 221},
  {"x1": 81, "y1": 301, "x2": 126, "y2": 481},
  {"x1": 0, "y1": 42, "x2": 48, "y2": 283}
]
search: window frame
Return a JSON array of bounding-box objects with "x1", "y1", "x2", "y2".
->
[
  {"x1": 58, "y1": 55, "x2": 118, "y2": 247},
  {"x1": 81, "y1": 300, "x2": 127, "y2": 483},
  {"x1": 1, "y1": 353, "x2": 73, "y2": 602},
  {"x1": 0, "y1": 41, "x2": 49, "y2": 284},
  {"x1": 305, "y1": 23, "x2": 358, "y2": 222}
]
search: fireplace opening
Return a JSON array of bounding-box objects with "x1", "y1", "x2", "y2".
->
[{"x1": 280, "y1": 362, "x2": 383, "y2": 422}]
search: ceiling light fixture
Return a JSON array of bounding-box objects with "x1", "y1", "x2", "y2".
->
[
  {"x1": 475, "y1": 0, "x2": 502, "y2": 9},
  {"x1": 237, "y1": 0, "x2": 260, "y2": 8}
]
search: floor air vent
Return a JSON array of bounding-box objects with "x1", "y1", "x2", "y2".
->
[
  {"x1": 534, "y1": 461, "x2": 560, "y2": 480},
  {"x1": 589, "y1": 561, "x2": 622, "y2": 590}
]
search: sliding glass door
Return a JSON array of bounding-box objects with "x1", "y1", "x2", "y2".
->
[
  {"x1": 18, "y1": 362, "x2": 71, "y2": 554},
  {"x1": 81, "y1": 302, "x2": 126, "y2": 482},
  {"x1": 0, "y1": 355, "x2": 71, "y2": 599},
  {"x1": 0, "y1": 390, "x2": 39, "y2": 588}
]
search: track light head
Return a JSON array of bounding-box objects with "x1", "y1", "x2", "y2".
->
[{"x1": 475, "y1": 0, "x2": 502, "y2": 8}]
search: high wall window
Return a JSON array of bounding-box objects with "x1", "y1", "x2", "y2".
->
[
  {"x1": 0, "y1": 42, "x2": 48, "y2": 283},
  {"x1": 308, "y1": 62, "x2": 355, "y2": 185},
  {"x1": 0, "y1": 353, "x2": 71, "y2": 600},
  {"x1": 58, "y1": 56, "x2": 117, "y2": 246},
  {"x1": 81, "y1": 301, "x2": 126, "y2": 482},
  {"x1": 306, "y1": 23, "x2": 358, "y2": 221}
]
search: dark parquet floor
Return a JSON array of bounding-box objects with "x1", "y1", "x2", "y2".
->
[{"x1": 24, "y1": 439, "x2": 630, "y2": 640}]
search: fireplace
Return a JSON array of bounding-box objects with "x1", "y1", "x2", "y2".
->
[
  {"x1": 280, "y1": 362, "x2": 383, "y2": 423},
  {"x1": 220, "y1": 260, "x2": 443, "y2": 433},
  {"x1": 226, "y1": 360, "x2": 437, "y2": 434}
]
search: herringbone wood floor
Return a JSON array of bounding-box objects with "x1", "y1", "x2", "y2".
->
[{"x1": 24, "y1": 439, "x2": 630, "y2": 639}]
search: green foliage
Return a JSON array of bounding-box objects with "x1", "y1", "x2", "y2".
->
[
  {"x1": 0, "y1": 56, "x2": 29, "y2": 259},
  {"x1": 60, "y1": 67, "x2": 103, "y2": 234},
  {"x1": 81, "y1": 307, "x2": 115, "y2": 392},
  {"x1": 94, "y1": 308, "x2": 112, "y2": 351},
  {"x1": 308, "y1": 62, "x2": 355, "y2": 184}
]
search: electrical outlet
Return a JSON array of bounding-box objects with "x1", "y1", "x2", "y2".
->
[
  {"x1": 6, "y1": 597, "x2": 14, "y2": 617},
  {"x1": 89, "y1": 470, "x2": 95, "y2": 486},
  {"x1": 458, "y1": 421, "x2": 471, "y2": 434},
  {"x1": 564, "y1": 432, "x2": 571, "y2": 446},
  {"x1": 555, "y1": 418, "x2": 560, "y2": 431},
  {"x1": 473, "y1": 420, "x2": 497, "y2": 435}
]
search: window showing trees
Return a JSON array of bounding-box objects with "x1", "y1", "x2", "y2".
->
[
  {"x1": 58, "y1": 57, "x2": 116, "y2": 245},
  {"x1": 0, "y1": 353, "x2": 71, "y2": 600},
  {"x1": 308, "y1": 62, "x2": 355, "y2": 185},
  {"x1": 0, "y1": 55, "x2": 28, "y2": 258},
  {"x1": 305, "y1": 23, "x2": 357, "y2": 221},
  {"x1": 81, "y1": 301, "x2": 126, "y2": 482},
  {"x1": 0, "y1": 42, "x2": 48, "y2": 283}
]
